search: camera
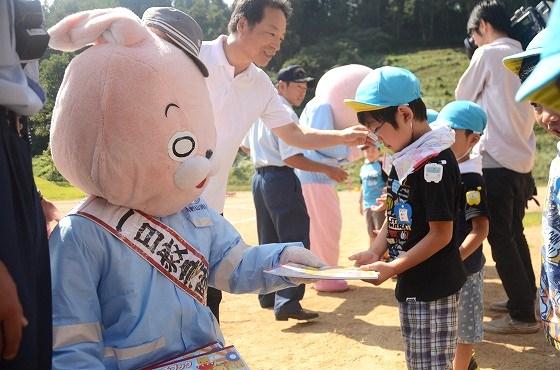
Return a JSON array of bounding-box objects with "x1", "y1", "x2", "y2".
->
[
  {"x1": 463, "y1": 1, "x2": 551, "y2": 59},
  {"x1": 14, "y1": 0, "x2": 50, "y2": 61}
]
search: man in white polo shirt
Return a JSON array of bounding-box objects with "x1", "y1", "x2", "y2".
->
[
  {"x1": 144, "y1": 0, "x2": 368, "y2": 322},
  {"x1": 199, "y1": 0, "x2": 367, "y2": 320}
]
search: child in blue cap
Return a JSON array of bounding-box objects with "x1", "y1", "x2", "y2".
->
[
  {"x1": 514, "y1": 4, "x2": 560, "y2": 350},
  {"x1": 358, "y1": 142, "x2": 387, "y2": 252},
  {"x1": 435, "y1": 101, "x2": 490, "y2": 370},
  {"x1": 346, "y1": 66, "x2": 467, "y2": 369}
]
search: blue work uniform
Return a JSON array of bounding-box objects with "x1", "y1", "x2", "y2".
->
[
  {"x1": 49, "y1": 197, "x2": 295, "y2": 369},
  {"x1": 295, "y1": 97, "x2": 349, "y2": 185},
  {"x1": 244, "y1": 96, "x2": 310, "y2": 315}
]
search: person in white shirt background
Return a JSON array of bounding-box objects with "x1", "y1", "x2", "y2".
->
[{"x1": 455, "y1": 0, "x2": 539, "y2": 334}]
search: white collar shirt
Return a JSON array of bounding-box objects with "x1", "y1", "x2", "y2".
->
[{"x1": 199, "y1": 35, "x2": 293, "y2": 212}]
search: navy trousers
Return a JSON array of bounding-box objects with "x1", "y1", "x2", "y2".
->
[
  {"x1": 252, "y1": 166, "x2": 310, "y2": 315},
  {"x1": 0, "y1": 110, "x2": 52, "y2": 369}
]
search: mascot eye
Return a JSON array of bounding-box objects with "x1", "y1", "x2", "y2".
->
[
  {"x1": 168, "y1": 131, "x2": 197, "y2": 161},
  {"x1": 165, "y1": 103, "x2": 180, "y2": 117}
]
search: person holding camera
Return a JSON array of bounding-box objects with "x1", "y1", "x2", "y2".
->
[
  {"x1": 0, "y1": 0, "x2": 52, "y2": 368},
  {"x1": 456, "y1": 0, "x2": 538, "y2": 334}
]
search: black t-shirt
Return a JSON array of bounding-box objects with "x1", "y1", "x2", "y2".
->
[
  {"x1": 454, "y1": 172, "x2": 488, "y2": 274},
  {"x1": 386, "y1": 148, "x2": 466, "y2": 302}
]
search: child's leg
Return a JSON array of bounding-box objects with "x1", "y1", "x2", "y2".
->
[
  {"x1": 399, "y1": 294, "x2": 459, "y2": 370},
  {"x1": 454, "y1": 270, "x2": 484, "y2": 370}
]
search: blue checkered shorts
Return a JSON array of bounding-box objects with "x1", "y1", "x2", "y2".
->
[
  {"x1": 457, "y1": 270, "x2": 484, "y2": 343},
  {"x1": 398, "y1": 293, "x2": 459, "y2": 370}
]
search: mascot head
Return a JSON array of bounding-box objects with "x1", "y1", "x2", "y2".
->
[
  {"x1": 315, "y1": 64, "x2": 373, "y2": 129},
  {"x1": 49, "y1": 8, "x2": 216, "y2": 216}
]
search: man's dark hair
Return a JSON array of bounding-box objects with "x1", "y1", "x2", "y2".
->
[
  {"x1": 357, "y1": 98, "x2": 428, "y2": 128},
  {"x1": 467, "y1": 0, "x2": 511, "y2": 36},
  {"x1": 228, "y1": 0, "x2": 292, "y2": 34}
]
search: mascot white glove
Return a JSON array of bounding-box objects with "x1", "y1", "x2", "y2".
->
[{"x1": 279, "y1": 245, "x2": 326, "y2": 284}]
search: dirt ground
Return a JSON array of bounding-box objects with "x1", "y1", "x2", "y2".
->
[{"x1": 55, "y1": 191, "x2": 559, "y2": 370}]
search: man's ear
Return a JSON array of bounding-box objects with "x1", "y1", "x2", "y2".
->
[{"x1": 237, "y1": 16, "x2": 249, "y2": 34}]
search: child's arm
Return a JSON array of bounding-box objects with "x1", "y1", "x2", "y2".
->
[
  {"x1": 349, "y1": 218, "x2": 388, "y2": 266},
  {"x1": 361, "y1": 220, "x2": 452, "y2": 284},
  {"x1": 458, "y1": 215, "x2": 489, "y2": 260}
]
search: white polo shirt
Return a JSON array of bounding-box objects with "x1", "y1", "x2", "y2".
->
[{"x1": 199, "y1": 35, "x2": 293, "y2": 212}]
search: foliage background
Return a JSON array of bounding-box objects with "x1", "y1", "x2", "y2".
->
[{"x1": 34, "y1": 0, "x2": 554, "y2": 193}]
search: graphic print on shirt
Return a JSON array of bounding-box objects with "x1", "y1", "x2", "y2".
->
[
  {"x1": 541, "y1": 158, "x2": 560, "y2": 348},
  {"x1": 386, "y1": 178, "x2": 411, "y2": 259}
]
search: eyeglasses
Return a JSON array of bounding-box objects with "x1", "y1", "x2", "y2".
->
[{"x1": 367, "y1": 121, "x2": 386, "y2": 142}]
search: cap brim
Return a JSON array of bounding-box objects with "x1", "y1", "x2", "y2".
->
[
  {"x1": 145, "y1": 21, "x2": 209, "y2": 78},
  {"x1": 502, "y1": 48, "x2": 542, "y2": 75},
  {"x1": 343, "y1": 99, "x2": 387, "y2": 112},
  {"x1": 294, "y1": 77, "x2": 315, "y2": 82},
  {"x1": 165, "y1": 33, "x2": 209, "y2": 78},
  {"x1": 516, "y1": 53, "x2": 560, "y2": 103}
]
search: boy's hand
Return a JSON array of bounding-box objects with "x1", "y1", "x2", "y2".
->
[
  {"x1": 348, "y1": 250, "x2": 379, "y2": 267},
  {"x1": 360, "y1": 261, "x2": 395, "y2": 286},
  {"x1": 370, "y1": 193, "x2": 387, "y2": 212}
]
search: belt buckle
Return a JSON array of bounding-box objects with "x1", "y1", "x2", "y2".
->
[{"x1": 15, "y1": 115, "x2": 24, "y2": 137}]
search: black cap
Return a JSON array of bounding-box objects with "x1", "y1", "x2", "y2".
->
[
  {"x1": 142, "y1": 7, "x2": 209, "y2": 77},
  {"x1": 277, "y1": 65, "x2": 314, "y2": 83}
]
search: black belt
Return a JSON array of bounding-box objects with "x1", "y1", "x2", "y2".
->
[
  {"x1": 256, "y1": 166, "x2": 292, "y2": 173},
  {"x1": 1, "y1": 106, "x2": 28, "y2": 138}
]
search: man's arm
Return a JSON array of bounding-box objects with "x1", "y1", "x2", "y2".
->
[
  {"x1": 283, "y1": 154, "x2": 347, "y2": 182},
  {"x1": 272, "y1": 122, "x2": 369, "y2": 149},
  {"x1": 455, "y1": 48, "x2": 488, "y2": 101}
]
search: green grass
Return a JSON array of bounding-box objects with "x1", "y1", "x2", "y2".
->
[
  {"x1": 34, "y1": 176, "x2": 85, "y2": 201},
  {"x1": 523, "y1": 211, "x2": 542, "y2": 228}
]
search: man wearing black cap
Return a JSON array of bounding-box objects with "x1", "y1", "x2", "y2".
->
[{"x1": 242, "y1": 65, "x2": 347, "y2": 321}]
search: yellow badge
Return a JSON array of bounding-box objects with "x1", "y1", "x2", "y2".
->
[{"x1": 466, "y1": 190, "x2": 481, "y2": 206}]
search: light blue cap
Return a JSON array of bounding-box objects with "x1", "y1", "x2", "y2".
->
[
  {"x1": 516, "y1": 3, "x2": 560, "y2": 111},
  {"x1": 503, "y1": 29, "x2": 548, "y2": 75},
  {"x1": 427, "y1": 109, "x2": 439, "y2": 123},
  {"x1": 435, "y1": 101, "x2": 487, "y2": 134},
  {"x1": 344, "y1": 66, "x2": 421, "y2": 112}
]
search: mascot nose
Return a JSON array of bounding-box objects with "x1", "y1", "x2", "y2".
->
[{"x1": 205, "y1": 149, "x2": 213, "y2": 159}]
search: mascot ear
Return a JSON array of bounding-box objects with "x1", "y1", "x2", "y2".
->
[{"x1": 48, "y1": 7, "x2": 149, "y2": 51}]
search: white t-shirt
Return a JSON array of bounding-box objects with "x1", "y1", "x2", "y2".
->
[
  {"x1": 455, "y1": 37, "x2": 535, "y2": 173},
  {"x1": 199, "y1": 35, "x2": 293, "y2": 212}
]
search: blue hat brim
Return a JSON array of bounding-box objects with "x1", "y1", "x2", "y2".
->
[
  {"x1": 516, "y1": 53, "x2": 560, "y2": 103},
  {"x1": 502, "y1": 47, "x2": 542, "y2": 75}
]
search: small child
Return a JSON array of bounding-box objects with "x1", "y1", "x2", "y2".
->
[
  {"x1": 435, "y1": 101, "x2": 489, "y2": 370},
  {"x1": 359, "y1": 142, "x2": 387, "y2": 251},
  {"x1": 346, "y1": 66, "x2": 467, "y2": 369}
]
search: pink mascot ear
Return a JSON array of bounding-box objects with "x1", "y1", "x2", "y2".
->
[{"x1": 48, "y1": 7, "x2": 148, "y2": 51}]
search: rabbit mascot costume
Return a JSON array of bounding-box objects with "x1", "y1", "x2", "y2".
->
[{"x1": 47, "y1": 8, "x2": 322, "y2": 369}]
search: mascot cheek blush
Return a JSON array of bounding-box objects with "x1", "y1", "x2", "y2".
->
[{"x1": 47, "y1": 8, "x2": 324, "y2": 370}]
